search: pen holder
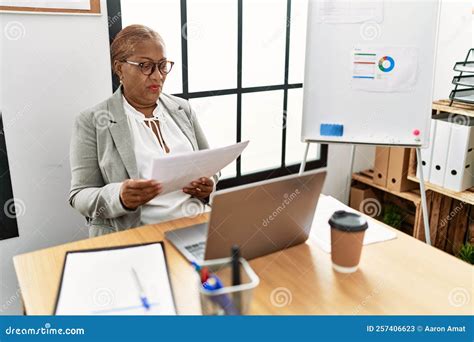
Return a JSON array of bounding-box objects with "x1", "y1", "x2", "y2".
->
[{"x1": 197, "y1": 257, "x2": 260, "y2": 315}]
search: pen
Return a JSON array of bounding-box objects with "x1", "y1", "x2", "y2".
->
[
  {"x1": 131, "y1": 267, "x2": 150, "y2": 311},
  {"x1": 191, "y1": 261, "x2": 201, "y2": 272},
  {"x1": 200, "y1": 267, "x2": 210, "y2": 283},
  {"x1": 191, "y1": 261, "x2": 209, "y2": 284},
  {"x1": 192, "y1": 261, "x2": 238, "y2": 315},
  {"x1": 231, "y1": 245, "x2": 242, "y2": 314},
  {"x1": 203, "y1": 274, "x2": 239, "y2": 315}
]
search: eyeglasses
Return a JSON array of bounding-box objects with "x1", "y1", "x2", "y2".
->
[{"x1": 124, "y1": 59, "x2": 175, "y2": 76}]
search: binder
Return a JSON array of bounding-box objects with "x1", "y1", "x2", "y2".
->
[
  {"x1": 386, "y1": 147, "x2": 417, "y2": 192},
  {"x1": 373, "y1": 147, "x2": 390, "y2": 187},
  {"x1": 444, "y1": 115, "x2": 474, "y2": 192},
  {"x1": 416, "y1": 119, "x2": 437, "y2": 180},
  {"x1": 429, "y1": 116, "x2": 452, "y2": 186}
]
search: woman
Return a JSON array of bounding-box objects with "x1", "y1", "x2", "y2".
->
[{"x1": 69, "y1": 25, "x2": 218, "y2": 237}]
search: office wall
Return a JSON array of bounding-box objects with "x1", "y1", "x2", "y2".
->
[
  {"x1": 433, "y1": 0, "x2": 472, "y2": 99},
  {"x1": 323, "y1": 0, "x2": 472, "y2": 203},
  {"x1": 0, "y1": 0, "x2": 112, "y2": 315}
]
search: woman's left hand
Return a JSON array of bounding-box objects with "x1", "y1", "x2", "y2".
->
[{"x1": 183, "y1": 177, "x2": 214, "y2": 199}]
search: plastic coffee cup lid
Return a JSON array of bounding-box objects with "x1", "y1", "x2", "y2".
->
[{"x1": 328, "y1": 210, "x2": 368, "y2": 232}]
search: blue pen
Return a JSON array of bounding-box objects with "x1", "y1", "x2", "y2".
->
[
  {"x1": 203, "y1": 274, "x2": 239, "y2": 315},
  {"x1": 131, "y1": 267, "x2": 150, "y2": 311},
  {"x1": 191, "y1": 261, "x2": 201, "y2": 272}
]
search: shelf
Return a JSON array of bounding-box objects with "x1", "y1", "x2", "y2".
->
[
  {"x1": 432, "y1": 99, "x2": 474, "y2": 117},
  {"x1": 407, "y1": 175, "x2": 474, "y2": 205},
  {"x1": 352, "y1": 170, "x2": 421, "y2": 205},
  {"x1": 354, "y1": 168, "x2": 472, "y2": 253},
  {"x1": 407, "y1": 145, "x2": 474, "y2": 205},
  {"x1": 449, "y1": 88, "x2": 474, "y2": 105}
]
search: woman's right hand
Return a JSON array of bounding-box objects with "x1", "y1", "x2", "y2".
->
[{"x1": 120, "y1": 179, "x2": 162, "y2": 210}]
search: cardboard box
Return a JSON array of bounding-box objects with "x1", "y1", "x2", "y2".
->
[
  {"x1": 349, "y1": 184, "x2": 380, "y2": 217},
  {"x1": 373, "y1": 147, "x2": 391, "y2": 187},
  {"x1": 387, "y1": 147, "x2": 418, "y2": 192}
]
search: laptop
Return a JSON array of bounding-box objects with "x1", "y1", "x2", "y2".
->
[{"x1": 165, "y1": 169, "x2": 326, "y2": 262}]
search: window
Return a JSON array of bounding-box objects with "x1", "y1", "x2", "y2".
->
[{"x1": 107, "y1": 0, "x2": 327, "y2": 189}]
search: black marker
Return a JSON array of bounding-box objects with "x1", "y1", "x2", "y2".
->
[
  {"x1": 232, "y1": 245, "x2": 241, "y2": 286},
  {"x1": 231, "y1": 245, "x2": 242, "y2": 314}
]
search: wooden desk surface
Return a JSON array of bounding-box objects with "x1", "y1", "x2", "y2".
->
[{"x1": 14, "y1": 212, "x2": 473, "y2": 315}]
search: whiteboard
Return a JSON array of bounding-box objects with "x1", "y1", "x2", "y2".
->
[{"x1": 301, "y1": 0, "x2": 440, "y2": 147}]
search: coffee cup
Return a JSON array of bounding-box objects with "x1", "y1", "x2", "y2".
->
[{"x1": 329, "y1": 210, "x2": 368, "y2": 273}]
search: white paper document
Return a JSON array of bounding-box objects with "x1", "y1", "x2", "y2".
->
[
  {"x1": 315, "y1": 0, "x2": 383, "y2": 23},
  {"x1": 309, "y1": 195, "x2": 397, "y2": 253},
  {"x1": 0, "y1": 0, "x2": 91, "y2": 10},
  {"x1": 351, "y1": 46, "x2": 418, "y2": 92},
  {"x1": 152, "y1": 141, "x2": 249, "y2": 195},
  {"x1": 55, "y1": 243, "x2": 176, "y2": 315}
]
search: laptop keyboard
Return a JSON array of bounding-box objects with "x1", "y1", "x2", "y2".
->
[{"x1": 184, "y1": 241, "x2": 206, "y2": 260}]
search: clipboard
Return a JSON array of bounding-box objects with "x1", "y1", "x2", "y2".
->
[{"x1": 53, "y1": 241, "x2": 177, "y2": 315}]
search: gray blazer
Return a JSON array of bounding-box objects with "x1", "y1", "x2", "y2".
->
[{"x1": 69, "y1": 87, "x2": 219, "y2": 237}]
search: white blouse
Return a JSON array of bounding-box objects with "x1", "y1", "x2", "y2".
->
[{"x1": 123, "y1": 96, "x2": 198, "y2": 225}]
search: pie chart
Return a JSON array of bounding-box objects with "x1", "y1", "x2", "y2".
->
[{"x1": 378, "y1": 56, "x2": 395, "y2": 72}]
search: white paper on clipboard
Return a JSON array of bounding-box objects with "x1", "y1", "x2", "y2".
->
[{"x1": 55, "y1": 243, "x2": 176, "y2": 315}]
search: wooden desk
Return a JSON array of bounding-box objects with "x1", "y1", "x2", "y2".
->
[{"x1": 14, "y1": 212, "x2": 473, "y2": 315}]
